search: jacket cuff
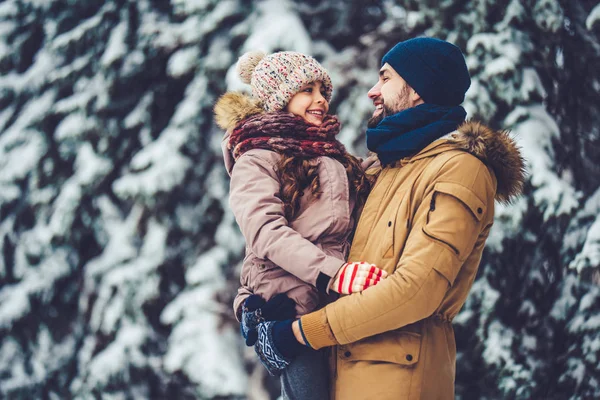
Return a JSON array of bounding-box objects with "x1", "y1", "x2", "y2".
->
[
  {"x1": 299, "y1": 308, "x2": 338, "y2": 350},
  {"x1": 316, "y1": 272, "x2": 333, "y2": 293},
  {"x1": 316, "y1": 258, "x2": 345, "y2": 294}
]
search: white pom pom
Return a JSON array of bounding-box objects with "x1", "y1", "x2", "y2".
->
[{"x1": 236, "y1": 51, "x2": 266, "y2": 84}]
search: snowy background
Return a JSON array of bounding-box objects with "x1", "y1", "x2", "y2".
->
[{"x1": 0, "y1": 0, "x2": 599, "y2": 399}]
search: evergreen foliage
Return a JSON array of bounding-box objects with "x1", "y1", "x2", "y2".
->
[{"x1": 0, "y1": 0, "x2": 598, "y2": 398}]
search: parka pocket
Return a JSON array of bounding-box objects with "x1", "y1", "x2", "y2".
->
[
  {"x1": 245, "y1": 259, "x2": 278, "y2": 292},
  {"x1": 422, "y1": 182, "x2": 485, "y2": 266},
  {"x1": 381, "y1": 190, "x2": 411, "y2": 259},
  {"x1": 343, "y1": 330, "x2": 421, "y2": 366}
]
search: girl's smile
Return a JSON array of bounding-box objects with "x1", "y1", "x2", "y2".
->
[{"x1": 285, "y1": 81, "x2": 329, "y2": 126}]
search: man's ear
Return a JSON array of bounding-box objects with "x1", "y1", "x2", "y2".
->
[{"x1": 411, "y1": 89, "x2": 424, "y2": 106}]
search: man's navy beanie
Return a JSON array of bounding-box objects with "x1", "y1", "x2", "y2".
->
[{"x1": 381, "y1": 37, "x2": 471, "y2": 107}]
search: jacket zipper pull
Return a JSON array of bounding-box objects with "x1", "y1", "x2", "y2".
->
[{"x1": 430, "y1": 193, "x2": 436, "y2": 212}]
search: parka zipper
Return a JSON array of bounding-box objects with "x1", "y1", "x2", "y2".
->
[
  {"x1": 422, "y1": 228, "x2": 460, "y2": 255},
  {"x1": 424, "y1": 192, "x2": 460, "y2": 255}
]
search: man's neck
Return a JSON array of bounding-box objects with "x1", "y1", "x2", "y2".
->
[{"x1": 438, "y1": 132, "x2": 455, "y2": 140}]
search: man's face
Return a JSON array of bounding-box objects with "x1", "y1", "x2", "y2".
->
[{"x1": 367, "y1": 63, "x2": 421, "y2": 128}]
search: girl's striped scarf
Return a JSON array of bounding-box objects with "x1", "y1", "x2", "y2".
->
[{"x1": 228, "y1": 112, "x2": 346, "y2": 160}]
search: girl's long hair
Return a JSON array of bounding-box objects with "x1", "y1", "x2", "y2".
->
[{"x1": 276, "y1": 152, "x2": 372, "y2": 221}]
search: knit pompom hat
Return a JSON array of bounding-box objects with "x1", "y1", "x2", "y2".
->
[{"x1": 236, "y1": 50, "x2": 333, "y2": 112}]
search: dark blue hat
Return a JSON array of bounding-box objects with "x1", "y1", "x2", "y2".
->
[{"x1": 381, "y1": 37, "x2": 471, "y2": 107}]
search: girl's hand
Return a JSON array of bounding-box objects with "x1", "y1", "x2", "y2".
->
[
  {"x1": 330, "y1": 262, "x2": 388, "y2": 294},
  {"x1": 241, "y1": 294, "x2": 296, "y2": 346}
]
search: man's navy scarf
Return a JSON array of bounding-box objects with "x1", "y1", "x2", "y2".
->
[{"x1": 366, "y1": 103, "x2": 467, "y2": 166}]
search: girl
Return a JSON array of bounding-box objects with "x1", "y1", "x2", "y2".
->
[{"x1": 214, "y1": 51, "x2": 385, "y2": 399}]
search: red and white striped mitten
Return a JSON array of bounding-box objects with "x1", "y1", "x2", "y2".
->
[{"x1": 330, "y1": 262, "x2": 387, "y2": 294}]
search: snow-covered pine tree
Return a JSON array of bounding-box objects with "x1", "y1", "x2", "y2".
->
[
  {"x1": 0, "y1": 0, "x2": 598, "y2": 399},
  {"x1": 0, "y1": 0, "x2": 249, "y2": 397}
]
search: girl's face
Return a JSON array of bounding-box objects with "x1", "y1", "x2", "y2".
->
[{"x1": 285, "y1": 81, "x2": 329, "y2": 126}]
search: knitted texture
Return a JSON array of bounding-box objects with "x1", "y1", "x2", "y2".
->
[
  {"x1": 331, "y1": 262, "x2": 386, "y2": 294},
  {"x1": 236, "y1": 51, "x2": 333, "y2": 112},
  {"x1": 241, "y1": 296, "x2": 265, "y2": 346},
  {"x1": 254, "y1": 321, "x2": 291, "y2": 376},
  {"x1": 382, "y1": 37, "x2": 471, "y2": 107},
  {"x1": 228, "y1": 112, "x2": 346, "y2": 160},
  {"x1": 236, "y1": 51, "x2": 265, "y2": 84},
  {"x1": 254, "y1": 320, "x2": 306, "y2": 376},
  {"x1": 240, "y1": 294, "x2": 297, "y2": 346},
  {"x1": 366, "y1": 103, "x2": 467, "y2": 165}
]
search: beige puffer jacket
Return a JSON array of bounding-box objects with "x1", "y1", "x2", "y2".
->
[{"x1": 215, "y1": 92, "x2": 358, "y2": 320}]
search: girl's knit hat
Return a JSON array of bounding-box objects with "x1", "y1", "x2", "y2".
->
[{"x1": 236, "y1": 50, "x2": 333, "y2": 112}]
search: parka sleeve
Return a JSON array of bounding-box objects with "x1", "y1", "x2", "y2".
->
[
  {"x1": 300, "y1": 154, "x2": 496, "y2": 348},
  {"x1": 229, "y1": 152, "x2": 344, "y2": 292}
]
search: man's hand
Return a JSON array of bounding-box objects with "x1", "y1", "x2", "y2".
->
[
  {"x1": 330, "y1": 262, "x2": 388, "y2": 294},
  {"x1": 241, "y1": 294, "x2": 296, "y2": 346},
  {"x1": 254, "y1": 320, "x2": 306, "y2": 376}
]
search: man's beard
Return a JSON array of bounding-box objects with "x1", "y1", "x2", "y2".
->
[
  {"x1": 367, "y1": 89, "x2": 411, "y2": 128},
  {"x1": 367, "y1": 103, "x2": 400, "y2": 128},
  {"x1": 367, "y1": 112, "x2": 384, "y2": 128}
]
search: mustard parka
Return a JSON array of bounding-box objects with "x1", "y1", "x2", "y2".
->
[{"x1": 300, "y1": 121, "x2": 525, "y2": 399}]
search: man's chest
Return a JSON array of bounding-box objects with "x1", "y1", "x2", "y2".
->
[{"x1": 348, "y1": 162, "x2": 432, "y2": 268}]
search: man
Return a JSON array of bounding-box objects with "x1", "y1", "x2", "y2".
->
[{"x1": 252, "y1": 37, "x2": 525, "y2": 399}]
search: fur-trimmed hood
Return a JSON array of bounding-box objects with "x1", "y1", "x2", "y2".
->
[
  {"x1": 214, "y1": 92, "x2": 263, "y2": 132},
  {"x1": 214, "y1": 92, "x2": 264, "y2": 175},
  {"x1": 449, "y1": 121, "x2": 526, "y2": 204}
]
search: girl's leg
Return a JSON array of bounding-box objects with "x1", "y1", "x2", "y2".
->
[{"x1": 280, "y1": 348, "x2": 330, "y2": 400}]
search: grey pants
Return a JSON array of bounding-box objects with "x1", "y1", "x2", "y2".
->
[{"x1": 280, "y1": 348, "x2": 330, "y2": 400}]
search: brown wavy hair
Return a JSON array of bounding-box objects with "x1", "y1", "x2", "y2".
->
[{"x1": 276, "y1": 153, "x2": 372, "y2": 221}]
